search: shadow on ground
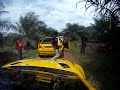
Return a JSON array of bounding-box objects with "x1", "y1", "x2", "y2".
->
[{"x1": 0, "y1": 50, "x2": 18, "y2": 67}]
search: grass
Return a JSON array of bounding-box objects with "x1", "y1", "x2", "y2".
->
[
  {"x1": 0, "y1": 46, "x2": 14, "y2": 52},
  {"x1": 0, "y1": 48, "x2": 38, "y2": 67},
  {"x1": 70, "y1": 42, "x2": 112, "y2": 90},
  {"x1": 23, "y1": 49, "x2": 38, "y2": 59}
]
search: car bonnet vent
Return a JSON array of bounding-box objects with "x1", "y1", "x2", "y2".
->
[{"x1": 59, "y1": 63, "x2": 70, "y2": 68}]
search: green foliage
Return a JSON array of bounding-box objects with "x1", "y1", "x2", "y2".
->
[
  {"x1": 3, "y1": 33, "x2": 22, "y2": 47},
  {"x1": 84, "y1": 26, "x2": 97, "y2": 40},
  {"x1": 92, "y1": 17, "x2": 111, "y2": 41},
  {"x1": 62, "y1": 23, "x2": 97, "y2": 42},
  {"x1": 77, "y1": 0, "x2": 119, "y2": 49},
  {"x1": 14, "y1": 12, "x2": 40, "y2": 38},
  {"x1": 80, "y1": 0, "x2": 120, "y2": 25},
  {"x1": 62, "y1": 23, "x2": 85, "y2": 41},
  {"x1": 12, "y1": 11, "x2": 57, "y2": 49},
  {"x1": 0, "y1": 1, "x2": 15, "y2": 47},
  {"x1": 0, "y1": 10, "x2": 58, "y2": 48},
  {"x1": 0, "y1": 2, "x2": 12, "y2": 30},
  {"x1": 23, "y1": 49, "x2": 38, "y2": 59},
  {"x1": 70, "y1": 42, "x2": 112, "y2": 90},
  {"x1": 14, "y1": 11, "x2": 57, "y2": 39}
]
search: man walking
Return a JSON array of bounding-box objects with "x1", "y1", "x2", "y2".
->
[
  {"x1": 80, "y1": 35, "x2": 88, "y2": 53},
  {"x1": 16, "y1": 38, "x2": 22, "y2": 60},
  {"x1": 51, "y1": 31, "x2": 60, "y2": 60}
]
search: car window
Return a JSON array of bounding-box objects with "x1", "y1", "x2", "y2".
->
[{"x1": 41, "y1": 38, "x2": 52, "y2": 44}]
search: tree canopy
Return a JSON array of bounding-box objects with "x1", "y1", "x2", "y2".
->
[
  {"x1": 0, "y1": 2, "x2": 11, "y2": 30},
  {"x1": 76, "y1": 0, "x2": 119, "y2": 49}
]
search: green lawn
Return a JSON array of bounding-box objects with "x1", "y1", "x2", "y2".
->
[{"x1": 70, "y1": 42, "x2": 112, "y2": 90}]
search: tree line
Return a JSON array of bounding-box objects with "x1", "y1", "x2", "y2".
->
[
  {"x1": 1, "y1": 0, "x2": 119, "y2": 50},
  {"x1": 0, "y1": 2, "x2": 57, "y2": 49}
]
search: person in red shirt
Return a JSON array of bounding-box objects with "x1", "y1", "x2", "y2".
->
[{"x1": 16, "y1": 38, "x2": 22, "y2": 60}]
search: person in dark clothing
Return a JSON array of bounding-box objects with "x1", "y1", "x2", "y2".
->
[
  {"x1": 16, "y1": 38, "x2": 22, "y2": 60},
  {"x1": 80, "y1": 35, "x2": 88, "y2": 53},
  {"x1": 51, "y1": 31, "x2": 60, "y2": 60}
]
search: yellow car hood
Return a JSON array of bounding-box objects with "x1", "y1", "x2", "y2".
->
[
  {"x1": 2, "y1": 59, "x2": 74, "y2": 72},
  {"x1": 2, "y1": 59, "x2": 96, "y2": 90}
]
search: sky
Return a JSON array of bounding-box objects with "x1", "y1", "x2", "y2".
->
[{"x1": 1, "y1": 0, "x2": 95, "y2": 32}]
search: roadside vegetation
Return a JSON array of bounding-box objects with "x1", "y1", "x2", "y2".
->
[
  {"x1": 23, "y1": 49, "x2": 38, "y2": 59},
  {"x1": 70, "y1": 42, "x2": 112, "y2": 90}
]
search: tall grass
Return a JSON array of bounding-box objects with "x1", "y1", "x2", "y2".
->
[{"x1": 70, "y1": 42, "x2": 112, "y2": 90}]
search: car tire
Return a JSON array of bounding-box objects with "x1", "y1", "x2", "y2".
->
[
  {"x1": 38, "y1": 54, "x2": 43, "y2": 58},
  {"x1": 40, "y1": 55, "x2": 43, "y2": 58}
]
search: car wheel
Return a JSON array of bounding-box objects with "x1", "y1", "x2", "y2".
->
[
  {"x1": 38, "y1": 54, "x2": 43, "y2": 58},
  {"x1": 40, "y1": 55, "x2": 43, "y2": 58}
]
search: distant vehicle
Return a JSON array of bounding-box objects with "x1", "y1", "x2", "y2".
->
[
  {"x1": 1, "y1": 59, "x2": 96, "y2": 90},
  {"x1": 38, "y1": 37, "x2": 64, "y2": 57}
]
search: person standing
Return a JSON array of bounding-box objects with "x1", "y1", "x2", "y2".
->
[
  {"x1": 80, "y1": 35, "x2": 88, "y2": 53},
  {"x1": 16, "y1": 38, "x2": 22, "y2": 60},
  {"x1": 51, "y1": 31, "x2": 60, "y2": 60}
]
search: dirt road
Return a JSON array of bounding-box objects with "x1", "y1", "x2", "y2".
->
[{"x1": 34, "y1": 48, "x2": 79, "y2": 64}]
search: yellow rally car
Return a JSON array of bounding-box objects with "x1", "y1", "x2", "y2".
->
[
  {"x1": 38, "y1": 37, "x2": 64, "y2": 57},
  {"x1": 1, "y1": 59, "x2": 96, "y2": 90}
]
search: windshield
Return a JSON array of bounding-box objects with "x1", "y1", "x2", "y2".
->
[{"x1": 41, "y1": 38, "x2": 52, "y2": 44}]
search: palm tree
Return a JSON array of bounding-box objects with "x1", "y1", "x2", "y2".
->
[
  {"x1": 62, "y1": 23, "x2": 81, "y2": 41},
  {"x1": 77, "y1": 0, "x2": 119, "y2": 50},
  {"x1": 0, "y1": 2, "x2": 11, "y2": 30},
  {"x1": 77, "y1": 0, "x2": 120, "y2": 28}
]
